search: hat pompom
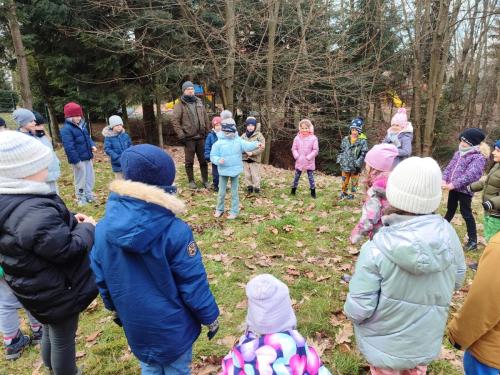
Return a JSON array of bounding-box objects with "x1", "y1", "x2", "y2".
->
[{"x1": 220, "y1": 110, "x2": 233, "y2": 120}]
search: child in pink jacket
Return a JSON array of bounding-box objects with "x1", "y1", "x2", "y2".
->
[
  {"x1": 291, "y1": 119, "x2": 319, "y2": 198},
  {"x1": 350, "y1": 144, "x2": 399, "y2": 244}
]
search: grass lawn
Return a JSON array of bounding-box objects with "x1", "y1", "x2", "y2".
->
[{"x1": 0, "y1": 117, "x2": 481, "y2": 374}]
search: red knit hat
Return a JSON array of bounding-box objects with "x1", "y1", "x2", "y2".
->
[{"x1": 64, "y1": 102, "x2": 84, "y2": 118}]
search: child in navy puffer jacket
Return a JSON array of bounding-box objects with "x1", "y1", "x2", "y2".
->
[
  {"x1": 204, "y1": 116, "x2": 222, "y2": 191},
  {"x1": 443, "y1": 128, "x2": 487, "y2": 251},
  {"x1": 91, "y1": 144, "x2": 220, "y2": 375},
  {"x1": 103, "y1": 115, "x2": 132, "y2": 179}
]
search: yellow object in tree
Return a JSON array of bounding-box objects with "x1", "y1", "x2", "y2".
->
[{"x1": 388, "y1": 90, "x2": 404, "y2": 108}]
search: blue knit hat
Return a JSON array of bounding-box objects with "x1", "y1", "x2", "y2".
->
[
  {"x1": 221, "y1": 117, "x2": 237, "y2": 133},
  {"x1": 350, "y1": 117, "x2": 364, "y2": 132},
  {"x1": 12, "y1": 108, "x2": 36, "y2": 128},
  {"x1": 245, "y1": 117, "x2": 257, "y2": 126},
  {"x1": 460, "y1": 128, "x2": 485, "y2": 146},
  {"x1": 495, "y1": 140, "x2": 500, "y2": 150},
  {"x1": 121, "y1": 145, "x2": 176, "y2": 192}
]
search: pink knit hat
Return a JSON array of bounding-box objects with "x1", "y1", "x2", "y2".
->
[
  {"x1": 365, "y1": 144, "x2": 399, "y2": 172},
  {"x1": 211, "y1": 116, "x2": 221, "y2": 126},
  {"x1": 391, "y1": 108, "x2": 408, "y2": 127}
]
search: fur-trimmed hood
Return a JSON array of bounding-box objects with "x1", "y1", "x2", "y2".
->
[
  {"x1": 103, "y1": 179, "x2": 186, "y2": 253},
  {"x1": 102, "y1": 126, "x2": 121, "y2": 138},
  {"x1": 109, "y1": 179, "x2": 185, "y2": 215}
]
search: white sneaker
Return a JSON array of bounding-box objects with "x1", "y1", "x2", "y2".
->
[
  {"x1": 227, "y1": 213, "x2": 238, "y2": 220},
  {"x1": 214, "y1": 211, "x2": 223, "y2": 218},
  {"x1": 77, "y1": 200, "x2": 87, "y2": 207}
]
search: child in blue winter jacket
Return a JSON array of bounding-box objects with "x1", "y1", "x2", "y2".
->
[
  {"x1": 103, "y1": 115, "x2": 132, "y2": 179},
  {"x1": 210, "y1": 111, "x2": 262, "y2": 219},
  {"x1": 204, "y1": 116, "x2": 222, "y2": 191},
  {"x1": 91, "y1": 144, "x2": 220, "y2": 375},
  {"x1": 60, "y1": 102, "x2": 97, "y2": 206}
]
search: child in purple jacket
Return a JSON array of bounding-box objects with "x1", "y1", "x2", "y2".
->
[
  {"x1": 383, "y1": 108, "x2": 413, "y2": 167},
  {"x1": 443, "y1": 128, "x2": 487, "y2": 251}
]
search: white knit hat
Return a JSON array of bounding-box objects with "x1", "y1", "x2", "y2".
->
[
  {"x1": 108, "y1": 115, "x2": 124, "y2": 128},
  {"x1": 246, "y1": 274, "x2": 297, "y2": 335},
  {"x1": 386, "y1": 156, "x2": 442, "y2": 214},
  {"x1": 0, "y1": 131, "x2": 52, "y2": 179}
]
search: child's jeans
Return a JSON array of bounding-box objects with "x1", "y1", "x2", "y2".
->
[
  {"x1": 216, "y1": 176, "x2": 240, "y2": 215},
  {"x1": 341, "y1": 171, "x2": 359, "y2": 193},
  {"x1": 0, "y1": 279, "x2": 41, "y2": 340},
  {"x1": 292, "y1": 169, "x2": 315, "y2": 189},
  {"x1": 41, "y1": 314, "x2": 79, "y2": 375},
  {"x1": 444, "y1": 190, "x2": 477, "y2": 243},
  {"x1": 369, "y1": 365, "x2": 427, "y2": 375},
  {"x1": 71, "y1": 160, "x2": 95, "y2": 202},
  {"x1": 140, "y1": 347, "x2": 192, "y2": 375},
  {"x1": 212, "y1": 164, "x2": 219, "y2": 189},
  {"x1": 464, "y1": 350, "x2": 499, "y2": 375}
]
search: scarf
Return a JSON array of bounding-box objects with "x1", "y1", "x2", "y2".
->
[
  {"x1": 299, "y1": 131, "x2": 311, "y2": 138},
  {"x1": 0, "y1": 176, "x2": 51, "y2": 195},
  {"x1": 181, "y1": 94, "x2": 197, "y2": 104},
  {"x1": 245, "y1": 130, "x2": 255, "y2": 138},
  {"x1": 459, "y1": 144, "x2": 478, "y2": 156}
]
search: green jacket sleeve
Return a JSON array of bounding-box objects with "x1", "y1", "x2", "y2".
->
[{"x1": 469, "y1": 180, "x2": 484, "y2": 192}]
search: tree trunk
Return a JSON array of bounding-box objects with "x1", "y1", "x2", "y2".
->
[
  {"x1": 46, "y1": 101, "x2": 61, "y2": 144},
  {"x1": 142, "y1": 98, "x2": 156, "y2": 145},
  {"x1": 121, "y1": 101, "x2": 128, "y2": 127},
  {"x1": 5, "y1": 0, "x2": 33, "y2": 109},
  {"x1": 263, "y1": 0, "x2": 281, "y2": 165},
  {"x1": 156, "y1": 94, "x2": 164, "y2": 147},
  {"x1": 224, "y1": 0, "x2": 236, "y2": 112},
  {"x1": 422, "y1": 0, "x2": 460, "y2": 156}
]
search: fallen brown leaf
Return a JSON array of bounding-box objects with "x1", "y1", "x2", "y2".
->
[{"x1": 335, "y1": 322, "x2": 353, "y2": 345}]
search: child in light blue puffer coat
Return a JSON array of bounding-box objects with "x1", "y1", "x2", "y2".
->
[
  {"x1": 210, "y1": 111, "x2": 262, "y2": 220},
  {"x1": 344, "y1": 156, "x2": 466, "y2": 375}
]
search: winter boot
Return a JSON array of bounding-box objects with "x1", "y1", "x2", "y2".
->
[
  {"x1": 185, "y1": 165, "x2": 195, "y2": 188},
  {"x1": 464, "y1": 240, "x2": 478, "y2": 251},
  {"x1": 254, "y1": 187, "x2": 260, "y2": 194},
  {"x1": 31, "y1": 326, "x2": 43, "y2": 345},
  {"x1": 247, "y1": 186, "x2": 254, "y2": 193},
  {"x1": 339, "y1": 192, "x2": 348, "y2": 200},
  {"x1": 310, "y1": 188, "x2": 316, "y2": 199},
  {"x1": 5, "y1": 330, "x2": 31, "y2": 360},
  {"x1": 291, "y1": 187, "x2": 297, "y2": 195},
  {"x1": 200, "y1": 164, "x2": 209, "y2": 187}
]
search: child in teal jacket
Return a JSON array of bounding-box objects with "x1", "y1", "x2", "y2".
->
[{"x1": 344, "y1": 157, "x2": 466, "y2": 373}]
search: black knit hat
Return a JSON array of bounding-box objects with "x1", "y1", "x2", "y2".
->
[
  {"x1": 0, "y1": 117, "x2": 6, "y2": 127},
  {"x1": 459, "y1": 128, "x2": 485, "y2": 146},
  {"x1": 32, "y1": 111, "x2": 47, "y2": 126}
]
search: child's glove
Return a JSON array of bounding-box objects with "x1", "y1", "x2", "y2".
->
[
  {"x1": 206, "y1": 319, "x2": 219, "y2": 340},
  {"x1": 482, "y1": 200, "x2": 493, "y2": 212}
]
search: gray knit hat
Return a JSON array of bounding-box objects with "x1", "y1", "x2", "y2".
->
[
  {"x1": 182, "y1": 81, "x2": 194, "y2": 92},
  {"x1": 109, "y1": 115, "x2": 124, "y2": 128},
  {"x1": 246, "y1": 274, "x2": 297, "y2": 335},
  {"x1": 12, "y1": 108, "x2": 36, "y2": 128},
  {"x1": 0, "y1": 131, "x2": 52, "y2": 179}
]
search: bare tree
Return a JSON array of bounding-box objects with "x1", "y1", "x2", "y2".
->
[{"x1": 4, "y1": 0, "x2": 33, "y2": 109}]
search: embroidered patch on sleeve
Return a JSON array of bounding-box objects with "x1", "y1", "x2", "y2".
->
[{"x1": 187, "y1": 241, "x2": 198, "y2": 257}]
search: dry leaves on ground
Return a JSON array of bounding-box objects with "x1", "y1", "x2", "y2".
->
[{"x1": 335, "y1": 322, "x2": 354, "y2": 346}]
